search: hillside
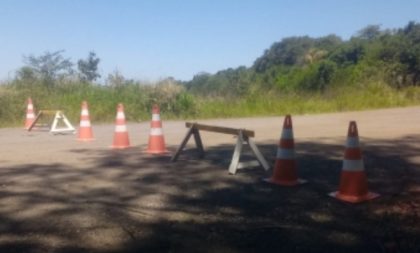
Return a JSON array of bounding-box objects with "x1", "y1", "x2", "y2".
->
[{"x1": 184, "y1": 21, "x2": 420, "y2": 97}]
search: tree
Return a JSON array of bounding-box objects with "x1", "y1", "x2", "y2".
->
[
  {"x1": 315, "y1": 34, "x2": 343, "y2": 51},
  {"x1": 106, "y1": 69, "x2": 125, "y2": 87},
  {"x1": 253, "y1": 36, "x2": 316, "y2": 72},
  {"x1": 16, "y1": 66, "x2": 36, "y2": 81},
  {"x1": 403, "y1": 21, "x2": 420, "y2": 43},
  {"x1": 304, "y1": 48, "x2": 327, "y2": 65},
  {"x1": 186, "y1": 72, "x2": 211, "y2": 91},
  {"x1": 77, "y1": 51, "x2": 101, "y2": 82},
  {"x1": 23, "y1": 50, "x2": 73, "y2": 86},
  {"x1": 315, "y1": 60, "x2": 337, "y2": 90},
  {"x1": 357, "y1": 25, "x2": 382, "y2": 40},
  {"x1": 331, "y1": 41, "x2": 365, "y2": 66}
]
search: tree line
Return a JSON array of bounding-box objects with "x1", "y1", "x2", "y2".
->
[
  {"x1": 184, "y1": 21, "x2": 420, "y2": 97},
  {"x1": 16, "y1": 51, "x2": 101, "y2": 87},
  {"x1": 8, "y1": 21, "x2": 420, "y2": 98}
]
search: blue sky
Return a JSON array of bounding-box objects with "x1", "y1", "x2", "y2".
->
[{"x1": 0, "y1": 0, "x2": 419, "y2": 82}]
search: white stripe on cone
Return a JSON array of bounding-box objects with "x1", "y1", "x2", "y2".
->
[
  {"x1": 115, "y1": 125, "x2": 127, "y2": 132},
  {"x1": 150, "y1": 128, "x2": 163, "y2": 136},
  {"x1": 81, "y1": 109, "x2": 89, "y2": 116},
  {"x1": 152, "y1": 114, "x2": 160, "y2": 121},
  {"x1": 26, "y1": 113, "x2": 35, "y2": 118},
  {"x1": 116, "y1": 112, "x2": 125, "y2": 119},
  {"x1": 27, "y1": 104, "x2": 34, "y2": 110},
  {"x1": 346, "y1": 137, "x2": 360, "y2": 148},
  {"x1": 281, "y1": 129, "x2": 294, "y2": 139},
  {"x1": 342, "y1": 159, "x2": 364, "y2": 171},
  {"x1": 276, "y1": 148, "x2": 295, "y2": 159},
  {"x1": 80, "y1": 120, "x2": 91, "y2": 127}
]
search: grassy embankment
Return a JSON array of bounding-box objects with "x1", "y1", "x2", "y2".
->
[{"x1": 1, "y1": 81, "x2": 420, "y2": 128}]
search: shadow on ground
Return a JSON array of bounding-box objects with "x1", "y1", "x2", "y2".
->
[{"x1": 0, "y1": 135, "x2": 419, "y2": 253}]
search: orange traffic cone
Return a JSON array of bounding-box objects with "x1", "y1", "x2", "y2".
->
[
  {"x1": 146, "y1": 104, "x2": 168, "y2": 154},
  {"x1": 264, "y1": 115, "x2": 306, "y2": 186},
  {"x1": 25, "y1": 97, "x2": 36, "y2": 129},
  {"x1": 111, "y1": 103, "x2": 130, "y2": 149},
  {"x1": 329, "y1": 121, "x2": 379, "y2": 203},
  {"x1": 77, "y1": 101, "x2": 94, "y2": 141}
]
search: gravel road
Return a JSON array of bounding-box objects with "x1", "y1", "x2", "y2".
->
[{"x1": 1, "y1": 106, "x2": 419, "y2": 253}]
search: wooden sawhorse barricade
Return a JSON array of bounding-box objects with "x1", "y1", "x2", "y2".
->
[
  {"x1": 171, "y1": 122, "x2": 270, "y2": 174},
  {"x1": 27, "y1": 110, "x2": 76, "y2": 134}
]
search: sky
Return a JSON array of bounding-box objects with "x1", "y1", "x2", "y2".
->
[{"x1": 0, "y1": 0, "x2": 419, "y2": 82}]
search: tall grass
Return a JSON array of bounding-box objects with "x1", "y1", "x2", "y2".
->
[
  {"x1": 195, "y1": 82, "x2": 420, "y2": 118},
  {"x1": 1, "y1": 80, "x2": 420, "y2": 128},
  {"x1": 0, "y1": 81, "x2": 198, "y2": 127}
]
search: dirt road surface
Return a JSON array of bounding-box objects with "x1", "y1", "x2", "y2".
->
[{"x1": 1, "y1": 106, "x2": 420, "y2": 252}]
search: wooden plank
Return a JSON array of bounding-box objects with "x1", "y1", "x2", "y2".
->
[
  {"x1": 193, "y1": 129, "x2": 205, "y2": 158},
  {"x1": 228, "y1": 131, "x2": 244, "y2": 174},
  {"x1": 247, "y1": 138, "x2": 270, "y2": 171},
  {"x1": 173, "y1": 123, "x2": 269, "y2": 175},
  {"x1": 27, "y1": 111, "x2": 43, "y2": 131},
  {"x1": 49, "y1": 111, "x2": 76, "y2": 134},
  {"x1": 171, "y1": 127, "x2": 194, "y2": 162},
  {"x1": 185, "y1": 122, "x2": 255, "y2": 137},
  {"x1": 40, "y1": 110, "x2": 60, "y2": 115}
]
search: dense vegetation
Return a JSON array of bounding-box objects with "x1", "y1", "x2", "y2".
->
[
  {"x1": 185, "y1": 22, "x2": 420, "y2": 95},
  {"x1": 1, "y1": 22, "x2": 420, "y2": 127}
]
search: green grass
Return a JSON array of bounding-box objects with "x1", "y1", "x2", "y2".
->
[
  {"x1": 1, "y1": 81, "x2": 420, "y2": 128},
  {"x1": 195, "y1": 82, "x2": 420, "y2": 118}
]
